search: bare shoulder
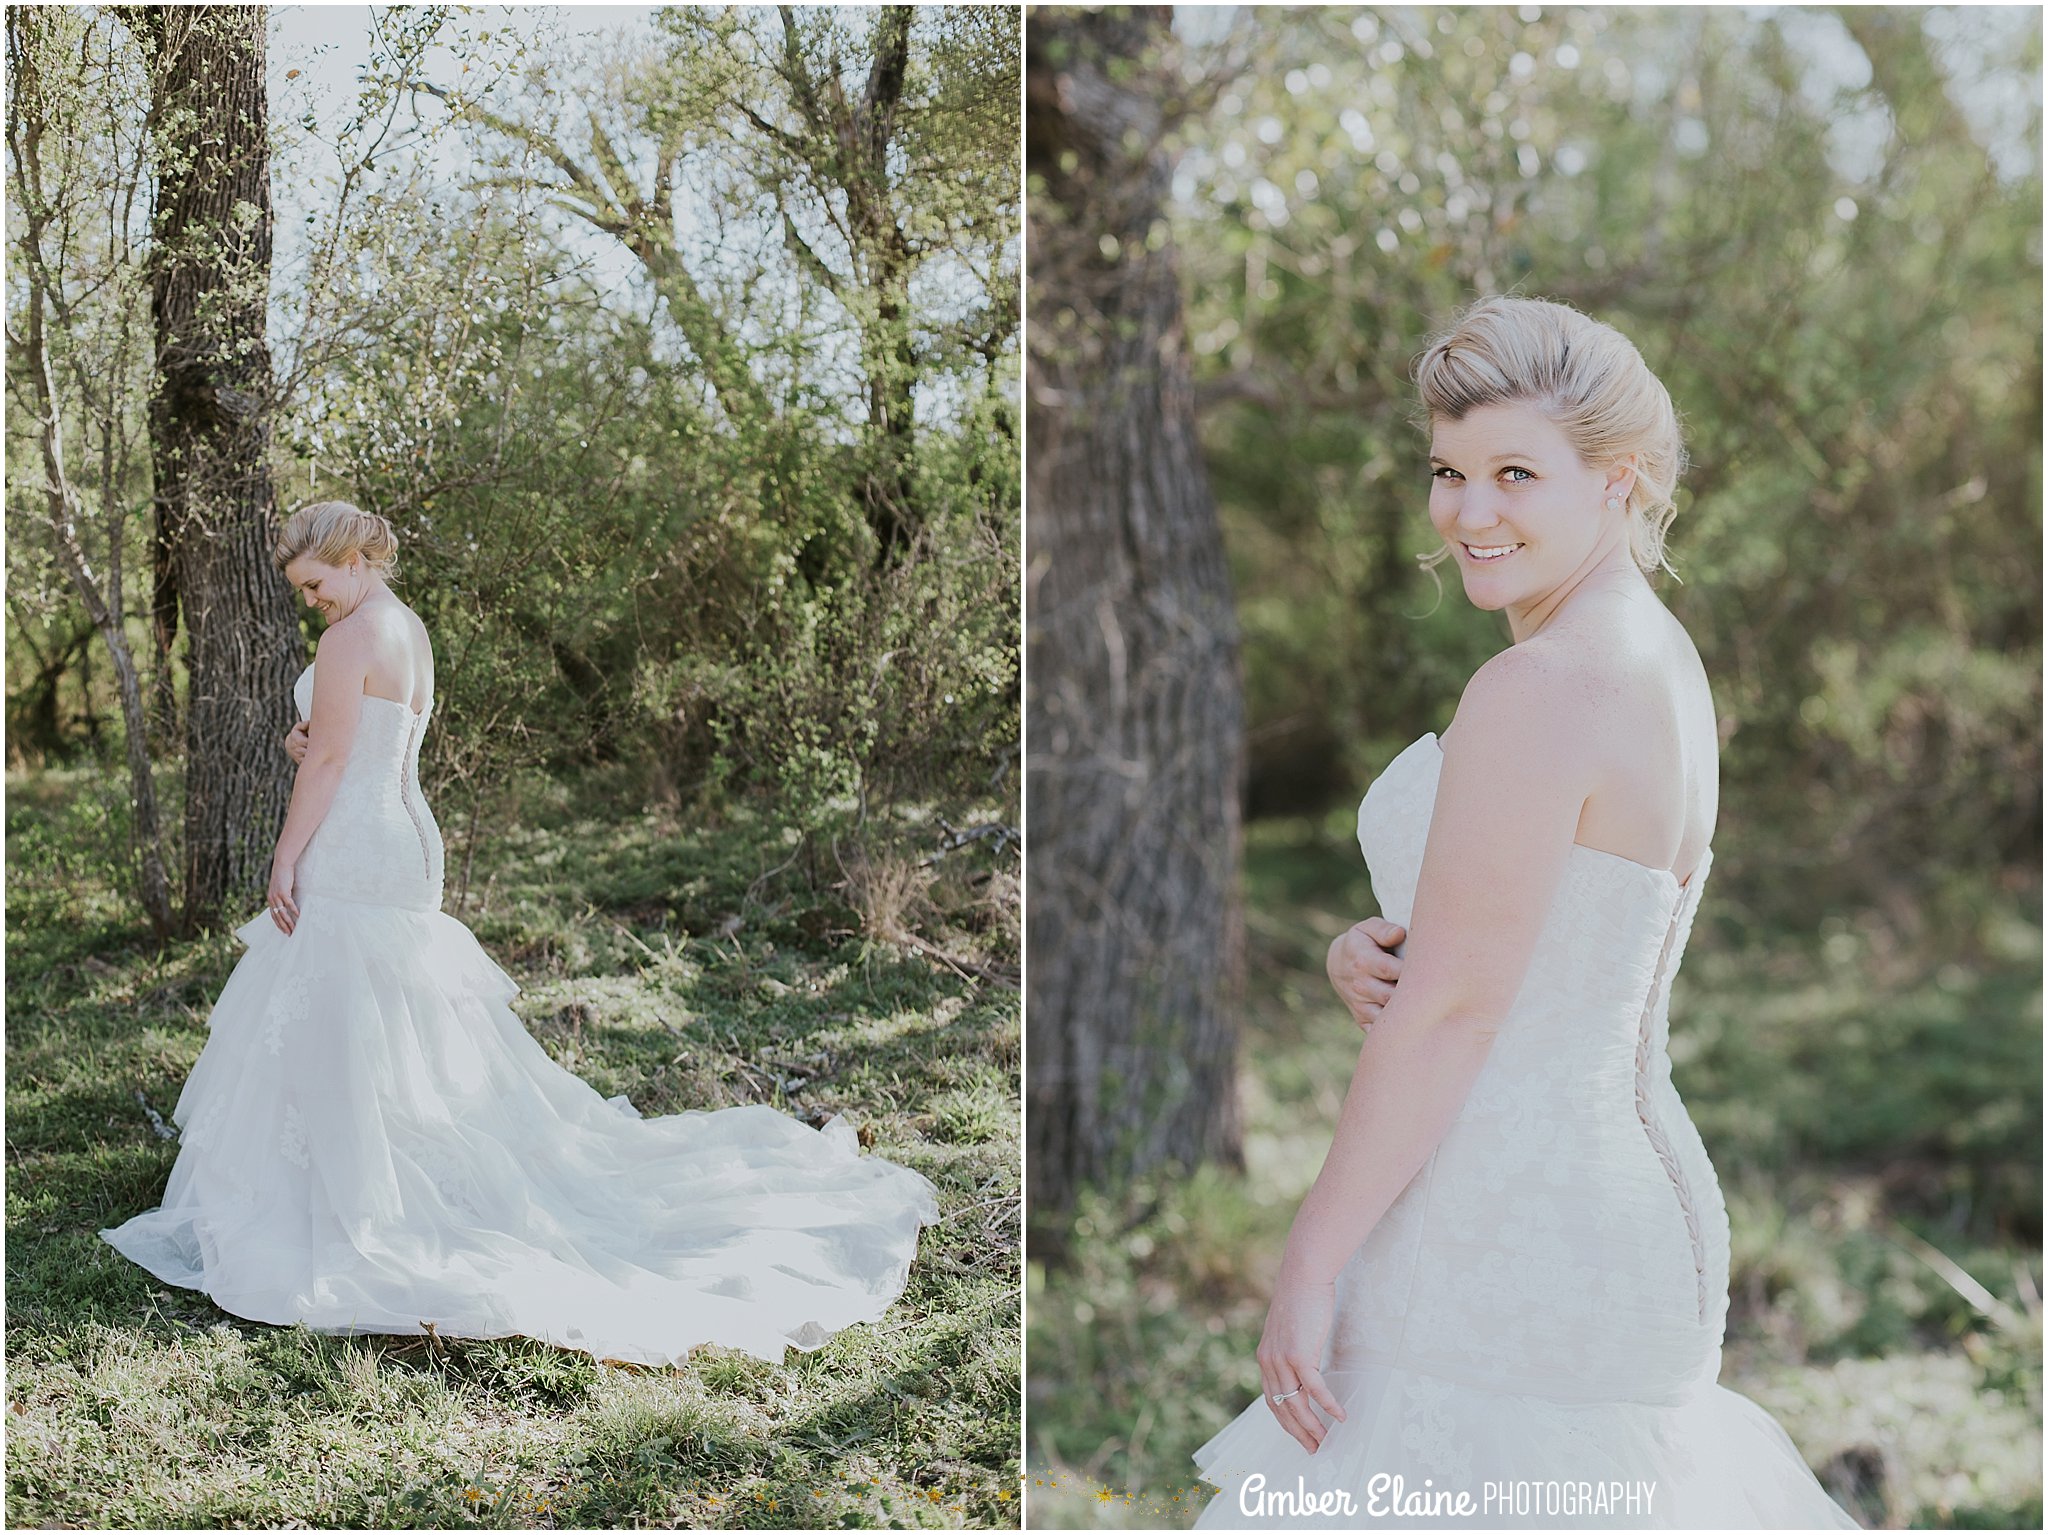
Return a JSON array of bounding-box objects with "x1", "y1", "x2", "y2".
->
[
  {"x1": 314, "y1": 610, "x2": 375, "y2": 667},
  {"x1": 380, "y1": 597, "x2": 431, "y2": 652},
  {"x1": 1575, "y1": 593, "x2": 1718, "y2": 752},
  {"x1": 332, "y1": 598, "x2": 428, "y2": 648},
  {"x1": 1448, "y1": 636, "x2": 1606, "y2": 763},
  {"x1": 400, "y1": 603, "x2": 435, "y2": 676},
  {"x1": 384, "y1": 601, "x2": 435, "y2": 693}
]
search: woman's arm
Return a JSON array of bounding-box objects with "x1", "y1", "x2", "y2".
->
[
  {"x1": 266, "y1": 625, "x2": 370, "y2": 930},
  {"x1": 1257, "y1": 643, "x2": 1598, "y2": 1451}
]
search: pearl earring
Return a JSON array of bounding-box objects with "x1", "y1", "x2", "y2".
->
[{"x1": 1606, "y1": 496, "x2": 1621, "y2": 511}]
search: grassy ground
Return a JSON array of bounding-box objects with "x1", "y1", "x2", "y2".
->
[
  {"x1": 6, "y1": 759, "x2": 1021, "y2": 1529},
  {"x1": 1025, "y1": 813, "x2": 2041, "y2": 1530}
]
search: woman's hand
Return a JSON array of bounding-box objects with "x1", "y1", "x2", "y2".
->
[
  {"x1": 1255, "y1": 1275, "x2": 1347, "y2": 1454},
  {"x1": 265, "y1": 857, "x2": 299, "y2": 935},
  {"x1": 1327, "y1": 917, "x2": 1406, "y2": 1031},
  {"x1": 283, "y1": 720, "x2": 310, "y2": 764}
]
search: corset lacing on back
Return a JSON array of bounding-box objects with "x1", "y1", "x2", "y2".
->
[
  {"x1": 393, "y1": 699, "x2": 432, "y2": 878},
  {"x1": 1633, "y1": 878, "x2": 1710, "y2": 1325}
]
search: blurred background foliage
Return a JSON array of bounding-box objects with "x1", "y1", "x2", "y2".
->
[
  {"x1": 1174, "y1": 4, "x2": 2038, "y2": 946},
  {"x1": 1026, "y1": 5, "x2": 2038, "y2": 1528}
]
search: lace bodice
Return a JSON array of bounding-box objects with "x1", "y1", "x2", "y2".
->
[
  {"x1": 291, "y1": 659, "x2": 445, "y2": 911},
  {"x1": 1330, "y1": 731, "x2": 1731, "y2": 1405}
]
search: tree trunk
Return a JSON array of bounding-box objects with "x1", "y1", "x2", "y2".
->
[
  {"x1": 139, "y1": 5, "x2": 300, "y2": 928},
  {"x1": 1025, "y1": 6, "x2": 1246, "y2": 1230},
  {"x1": 766, "y1": 4, "x2": 921, "y2": 563},
  {"x1": 848, "y1": 6, "x2": 918, "y2": 564},
  {"x1": 859, "y1": 263, "x2": 919, "y2": 565},
  {"x1": 149, "y1": 505, "x2": 182, "y2": 750}
]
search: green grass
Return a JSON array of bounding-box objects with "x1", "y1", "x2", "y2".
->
[
  {"x1": 1026, "y1": 813, "x2": 2041, "y2": 1530},
  {"x1": 6, "y1": 761, "x2": 1022, "y2": 1529}
]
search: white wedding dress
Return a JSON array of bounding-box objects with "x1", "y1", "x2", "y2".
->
[
  {"x1": 1192, "y1": 733, "x2": 1860, "y2": 1529},
  {"x1": 100, "y1": 656, "x2": 941, "y2": 1366}
]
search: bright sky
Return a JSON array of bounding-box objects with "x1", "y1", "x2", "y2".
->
[
  {"x1": 268, "y1": 6, "x2": 665, "y2": 342},
  {"x1": 265, "y1": 5, "x2": 1012, "y2": 430}
]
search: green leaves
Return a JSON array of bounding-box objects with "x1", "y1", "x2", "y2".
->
[{"x1": 1169, "y1": 6, "x2": 2039, "y2": 931}]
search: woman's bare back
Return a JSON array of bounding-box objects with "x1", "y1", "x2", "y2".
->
[
  {"x1": 1521, "y1": 588, "x2": 1718, "y2": 886},
  {"x1": 336, "y1": 595, "x2": 433, "y2": 713}
]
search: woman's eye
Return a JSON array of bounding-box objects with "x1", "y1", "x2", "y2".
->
[
  {"x1": 1503, "y1": 466, "x2": 1534, "y2": 482},
  {"x1": 1431, "y1": 466, "x2": 1459, "y2": 481}
]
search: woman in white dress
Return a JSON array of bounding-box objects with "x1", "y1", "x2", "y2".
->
[
  {"x1": 100, "y1": 500, "x2": 941, "y2": 1368},
  {"x1": 1191, "y1": 297, "x2": 1860, "y2": 1528}
]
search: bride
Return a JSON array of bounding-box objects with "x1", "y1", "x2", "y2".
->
[
  {"x1": 1191, "y1": 297, "x2": 1859, "y2": 1528},
  {"x1": 100, "y1": 500, "x2": 941, "y2": 1368}
]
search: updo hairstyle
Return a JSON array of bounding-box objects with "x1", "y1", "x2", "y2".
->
[
  {"x1": 1409, "y1": 294, "x2": 1689, "y2": 579},
  {"x1": 273, "y1": 499, "x2": 400, "y2": 582}
]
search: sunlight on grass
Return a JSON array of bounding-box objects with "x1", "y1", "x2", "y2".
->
[{"x1": 7, "y1": 762, "x2": 1022, "y2": 1528}]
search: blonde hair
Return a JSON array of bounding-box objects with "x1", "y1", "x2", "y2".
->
[
  {"x1": 1409, "y1": 294, "x2": 1689, "y2": 581},
  {"x1": 273, "y1": 499, "x2": 400, "y2": 581}
]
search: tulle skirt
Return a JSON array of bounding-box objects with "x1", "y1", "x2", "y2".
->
[
  {"x1": 99, "y1": 890, "x2": 942, "y2": 1366},
  {"x1": 1191, "y1": 1357, "x2": 1862, "y2": 1529}
]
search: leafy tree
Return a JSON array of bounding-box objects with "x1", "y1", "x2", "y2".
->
[{"x1": 8, "y1": 6, "x2": 1022, "y2": 931}]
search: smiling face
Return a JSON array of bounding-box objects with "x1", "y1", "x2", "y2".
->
[
  {"x1": 284, "y1": 555, "x2": 354, "y2": 621},
  {"x1": 1427, "y1": 399, "x2": 1634, "y2": 618}
]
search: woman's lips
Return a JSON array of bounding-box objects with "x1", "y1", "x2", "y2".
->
[{"x1": 1463, "y1": 541, "x2": 1524, "y2": 562}]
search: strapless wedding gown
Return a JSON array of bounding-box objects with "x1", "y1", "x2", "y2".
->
[
  {"x1": 100, "y1": 656, "x2": 941, "y2": 1366},
  {"x1": 1192, "y1": 733, "x2": 1859, "y2": 1529}
]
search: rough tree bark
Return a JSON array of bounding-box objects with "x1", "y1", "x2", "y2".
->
[
  {"x1": 1025, "y1": 6, "x2": 1246, "y2": 1229},
  {"x1": 138, "y1": 5, "x2": 301, "y2": 928}
]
